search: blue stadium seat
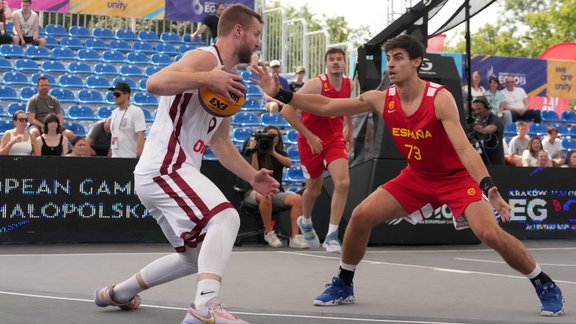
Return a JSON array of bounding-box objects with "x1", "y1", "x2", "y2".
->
[
  {"x1": 178, "y1": 43, "x2": 197, "y2": 54},
  {"x1": 58, "y1": 74, "x2": 84, "y2": 89},
  {"x1": 92, "y1": 27, "x2": 115, "y2": 40},
  {"x1": 77, "y1": 48, "x2": 101, "y2": 62},
  {"x1": 286, "y1": 185, "x2": 303, "y2": 193},
  {"x1": 230, "y1": 127, "x2": 253, "y2": 144},
  {"x1": 156, "y1": 43, "x2": 178, "y2": 55},
  {"x1": 2, "y1": 71, "x2": 29, "y2": 85},
  {"x1": 14, "y1": 58, "x2": 40, "y2": 72},
  {"x1": 0, "y1": 119, "x2": 12, "y2": 135},
  {"x1": 85, "y1": 75, "x2": 111, "y2": 89},
  {"x1": 556, "y1": 124, "x2": 570, "y2": 137},
  {"x1": 504, "y1": 122, "x2": 517, "y2": 136},
  {"x1": 144, "y1": 66, "x2": 161, "y2": 77},
  {"x1": 109, "y1": 39, "x2": 132, "y2": 53},
  {"x1": 31, "y1": 72, "x2": 56, "y2": 85},
  {"x1": 41, "y1": 60, "x2": 66, "y2": 73},
  {"x1": 261, "y1": 113, "x2": 291, "y2": 128},
  {"x1": 45, "y1": 24, "x2": 68, "y2": 37},
  {"x1": 241, "y1": 70, "x2": 258, "y2": 82},
  {"x1": 51, "y1": 47, "x2": 76, "y2": 60},
  {"x1": 7, "y1": 102, "x2": 27, "y2": 116},
  {"x1": 285, "y1": 166, "x2": 305, "y2": 183},
  {"x1": 115, "y1": 29, "x2": 137, "y2": 41},
  {"x1": 126, "y1": 52, "x2": 149, "y2": 65},
  {"x1": 131, "y1": 41, "x2": 155, "y2": 54},
  {"x1": 78, "y1": 89, "x2": 107, "y2": 105},
  {"x1": 150, "y1": 53, "x2": 171, "y2": 66},
  {"x1": 287, "y1": 146, "x2": 300, "y2": 163},
  {"x1": 246, "y1": 85, "x2": 263, "y2": 97},
  {"x1": 0, "y1": 85, "x2": 19, "y2": 101},
  {"x1": 569, "y1": 126, "x2": 576, "y2": 138},
  {"x1": 49, "y1": 88, "x2": 77, "y2": 103},
  {"x1": 19, "y1": 87, "x2": 38, "y2": 101},
  {"x1": 0, "y1": 57, "x2": 11, "y2": 70},
  {"x1": 44, "y1": 36, "x2": 59, "y2": 48},
  {"x1": 64, "y1": 122, "x2": 87, "y2": 136},
  {"x1": 183, "y1": 34, "x2": 206, "y2": 45},
  {"x1": 112, "y1": 76, "x2": 137, "y2": 90},
  {"x1": 94, "y1": 63, "x2": 118, "y2": 76},
  {"x1": 133, "y1": 92, "x2": 158, "y2": 107},
  {"x1": 561, "y1": 111, "x2": 576, "y2": 123},
  {"x1": 562, "y1": 139, "x2": 576, "y2": 151},
  {"x1": 174, "y1": 53, "x2": 184, "y2": 62},
  {"x1": 231, "y1": 112, "x2": 262, "y2": 127},
  {"x1": 142, "y1": 108, "x2": 155, "y2": 122},
  {"x1": 0, "y1": 44, "x2": 25, "y2": 58},
  {"x1": 541, "y1": 110, "x2": 560, "y2": 123},
  {"x1": 24, "y1": 45, "x2": 50, "y2": 59},
  {"x1": 138, "y1": 78, "x2": 148, "y2": 91},
  {"x1": 69, "y1": 26, "x2": 92, "y2": 39},
  {"x1": 96, "y1": 106, "x2": 115, "y2": 119},
  {"x1": 160, "y1": 32, "x2": 182, "y2": 44},
  {"x1": 0, "y1": 106, "x2": 8, "y2": 117},
  {"x1": 84, "y1": 38, "x2": 108, "y2": 51},
  {"x1": 283, "y1": 129, "x2": 298, "y2": 144},
  {"x1": 528, "y1": 123, "x2": 547, "y2": 136},
  {"x1": 241, "y1": 98, "x2": 262, "y2": 111},
  {"x1": 68, "y1": 61, "x2": 92, "y2": 75},
  {"x1": 119, "y1": 64, "x2": 145, "y2": 77},
  {"x1": 203, "y1": 147, "x2": 218, "y2": 160},
  {"x1": 67, "y1": 105, "x2": 98, "y2": 120},
  {"x1": 138, "y1": 30, "x2": 159, "y2": 43},
  {"x1": 59, "y1": 36, "x2": 84, "y2": 50},
  {"x1": 101, "y1": 50, "x2": 126, "y2": 63}
]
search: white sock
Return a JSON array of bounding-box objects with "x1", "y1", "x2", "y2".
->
[
  {"x1": 526, "y1": 264, "x2": 541, "y2": 279},
  {"x1": 327, "y1": 224, "x2": 339, "y2": 235},
  {"x1": 301, "y1": 216, "x2": 312, "y2": 225},
  {"x1": 339, "y1": 262, "x2": 356, "y2": 272},
  {"x1": 194, "y1": 279, "x2": 221, "y2": 307}
]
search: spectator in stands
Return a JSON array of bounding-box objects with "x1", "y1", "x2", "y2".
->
[
  {"x1": 507, "y1": 121, "x2": 530, "y2": 166},
  {"x1": 0, "y1": 110, "x2": 34, "y2": 155},
  {"x1": 484, "y1": 76, "x2": 512, "y2": 126},
  {"x1": 535, "y1": 149, "x2": 552, "y2": 167},
  {"x1": 542, "y1": 126, "x2": 563, "y2": 166},
  {"x1": 190, "y1": 2, "x2": 225, "y2": 43},
  {"x1": 27, "y1": 76, "x2": 74, "y2": 141},
  {"x1": 241, "y1": 125, "x2": 309, "y2": 249},
  {"x1": 66, "y1": 136, "x2": 88, "y2": 157},
  {"x1": 86, "y1": 118, "x2": 112, "y2": 157},
  {"x1": 462, "y1": 71, "x2": 485, "y2": 111},
  {"x1": 502, "y1": 76, "x2": 541, "y2": 123},
  {"x1": 0, "y1": 0, "x2": 17, "y2": 45},
  {"x1": 264, "y1": 60, "x2": 290, "y2": 113},
  {"x1": 33, "y1": 113, "x2": 69, "y2": 156},
  {"x1": 470, "y1": 96, "x2": 504, "y2": 165},
  {"x1": 290, "y1": 66, "x2": 306, "y2": 92},
  {"x1": 108, "y1": 82, "x2": 146, "y2": 158},
  {"x1": 12, "y1": 0, "x2": 45, "y2": 46},
  {"x1": 522, "y1": 137, "x2": 551, "y2": 167},
  {"x1": 561, "y1": 150, "x2": 576, "y2": 168}
]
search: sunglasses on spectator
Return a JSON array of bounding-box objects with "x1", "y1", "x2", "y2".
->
[
  {"x1": 17, "y1": 118, "x2": 28, "y2": 122},
  {"x1": 113, "y1": 92, "x2": 124, "y2": 97}
]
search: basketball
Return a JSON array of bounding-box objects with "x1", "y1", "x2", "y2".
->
[{"x1": 198, "y1": 70, "x2": 246, "y2": 117}]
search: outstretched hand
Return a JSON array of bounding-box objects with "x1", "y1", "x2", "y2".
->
[
  {"x1": 249, "y1": 168, "x2": 280, "y2": 198},
  {"x1": 487, "y1": 187, "x2": 511, "y2": 222},
  {"x1": 248, "y1": 64, "x2": 280, "y2": 98}
]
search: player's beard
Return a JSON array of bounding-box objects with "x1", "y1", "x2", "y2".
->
[{"x1": 238, "y1": 43, "x2": 253, "y2": 64}]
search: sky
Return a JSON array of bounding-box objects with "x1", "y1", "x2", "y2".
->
[{"x1": 277, "y1": 0, "x2": 503, "y2": 45}]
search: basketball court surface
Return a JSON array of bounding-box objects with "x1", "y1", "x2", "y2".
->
[{"x1": 1, "y1": 240, "x2": 574, "y2": 324}]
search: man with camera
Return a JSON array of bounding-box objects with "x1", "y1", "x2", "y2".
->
[
  {"x1": 242, "y1": 125, "x2": 309, "y2": 249},
  {"x1": 469, "y1": 96, "x2": 505, "y2": 165}
]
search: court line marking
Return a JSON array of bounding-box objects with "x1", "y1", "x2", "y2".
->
[
  {"x1": 0, "y1": 290, "x2": 476, "y2": 324},
  {"x1": 455, "y1": 257, "x2": 576, "y2": 267}
]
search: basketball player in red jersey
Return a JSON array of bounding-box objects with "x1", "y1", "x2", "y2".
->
[
  {"x1": 251, "y1": 34, "x2": 564, "y2": 316},
  {"x1": 281, "y1": 48, "x2": 353, "y2": 253}
]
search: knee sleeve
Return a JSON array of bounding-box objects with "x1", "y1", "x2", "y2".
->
[{"x1": 197, "y1": 208, "x2": 240, "y2": 276}]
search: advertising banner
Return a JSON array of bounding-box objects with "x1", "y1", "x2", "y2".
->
[
  {"x1": 165, "y1": 0, "x2": 254, "y2": 22},
  {"x1": 546, "y1": 59, "x2": 576, "y2": 98},
  {"x1": 69, "y1": 0, "x2": 164, "y2": 20},
  {"x1": 6, "y1": 0, "x2": 68, "y2": 13}
]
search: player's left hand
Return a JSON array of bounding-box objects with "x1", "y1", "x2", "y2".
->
[
  {"x1": 250, "y1": 168, "x2": 280, "y2": 198},
  {"x1": 249, "y1": 64, "x2": 280, "y2": 98},
  {"x1": 487, "y1": 187, "x2": 511, "y2": 221}
]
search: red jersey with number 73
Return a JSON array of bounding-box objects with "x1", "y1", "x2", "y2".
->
[{"x1": 382, "y1": 81, "x2": 466, "y2": 176}]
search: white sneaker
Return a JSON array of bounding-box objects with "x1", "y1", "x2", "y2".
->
[
  {"x1": 264, "y1": 231, "x2": 283, "y2": 248},
  {"x1": 322, "y1": 231, "x2": 342, "y2": 253},
  {"x1": 289, "y1": 235, "x2": 310, "y2": 249}
]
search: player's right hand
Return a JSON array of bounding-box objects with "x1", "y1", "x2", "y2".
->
[
  {"x1": 487, "y1": 188, "x2": 511, "y2": 221},
  {"x1": 306, "y1": 134, "x2": 323, "y2": 154},
  {"x1": 207, "y1": 67, "x2": 246, "y2": 104}
]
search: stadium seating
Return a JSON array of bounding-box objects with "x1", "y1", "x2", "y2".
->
[
  {"x1": 109, "y1": 39, "x2": 132, "y2": 53},
  {"x1": 14, "y1": 59, "x2": 40, "y2": 72},
  {"x1": 132, "y1": 92, "x2": 158, "y2": 107},
  {"x1": 85, "y1": 75, "x2": 111, "y2": 89},
  {"x1": 119, "y1": 64, "x2": 145, "y2": 77},
  {"x1": 64, "y1": 122, "x2": 87, "y2": 136},
  {"x1": 60, "y1": 36, "x2": 84, "y2": 50},
  {"x1": 102, "y1": 50, "x2": 126, "y2": 63},
  {"x1": 96, "y1": 106, "x2": 115, "y2": 119},
  {"x1": 44, "y1": 36, "x2": 59, "y2": 48},
  {"x1": 78, "y1": 89, "x2": 107, "y2": 105},
  {"x1": 77, "y1": 48, "x2": 101, "y2": 62},
  {"x1": 0, "y1": 85, "x2": 19, "y2": 101},
  {"x1": 241, "y1": 98, "x2": 262, "y2": 111},
  {"x1": 45, "y1": 24, "x2": 68, "y2": 37},
  {"x1": 150, "y1": 53, "x2": 171, "y2": 66},
  {"x1": 0, "y1": 44, "x2": 25, "y2": 58},
  {"x1": 2, "y1": 71, "x2": 29, "y2": 85},
  {"x1": 561, "y1": 111, "x2": 576, "y2": 123},
  {"x1": 138, "y1": 78, "x2": 148, "y2": 91},
  {"x1": 69, "y1": 26, "x2": 92, "y2": 39},
  {"x1": 231, "y1": 112, "x2": 262, "y2": 127},
  {"x1": 556, "y1": 124, "x2": 570, "y2": 137},
  {"x1": 230, "y1": 127, "x2": 253, "y2": 144},
  {"x1": 24, "y1": 46, "x2": 50, "y2": 59},
  {"x1": 285, "y1": 166, "x2": 305, "y2": 183},
  {"x1": 0, "y1": 119, "x2": 12, "y2": 135},
  {"x1": 160, "y1": 32, "x2": 182, "y2": 44},
  {"x1": 156, "y1": 43, "x2": 178, "y2": 55},
  {"x1": 67, "y1": 105, "x2": 98, "y2": 120},
  {"x1": 68, "y1": 61, "x2": 93, "y2": 75},
  {"x1": 85, "y1": 38, "x2": 108, "y2": 50},
  {"x1": 260, "y1": 113, "x2": 290, "y2": 128},
  {"x1": 31, "y1": 72, "x2": 56, "y2": 85},
  {"x1": 179, "y1": 44, "x2": 197, "y2": 53},
  {"x1": 562, "y1": 139, "x2": 576, "y2": 151},
  {"x1": 41, "y1": 60, "x2": 66, "y2": 73},
  {"x1": 0, "y1": 57, "x2": 11, "y2": 70},
  {"x1": 284, "y1": 129, "x2": 298, "y2": 144},
  {"x1": 528, "y1": 123, "x2": 547, "y2": 136},
  {"x1": 115, "y1": 29, "x2": 137, "y2": 41},
  {"x1": 51, "y1": 47, "x2": 76, "y2": 60},
  {"x1": 504, "y1": 122, "x2": 517, "y2": 136},
  {"x1": 49, "y1": 88, "x2": 77, "y2": 103},
  {"x1": 144, "y1": 66, "x2": 161, "y2": 77},
  {"x1": 287, "y1": 146, "x2": 300, "y2": 163},
  {"x1": 94, "y1": 63, "x2": 118, "y2": 76},
  {"x1": 138, "y1": 30, "x2": 159, "y2": 43},
  {"x1": 126, "y1": 52, "x2": 149, "y2": 65},
  {"x1": 0, "y1": 106, "x2": 9, "y2": 117},
  {"x1": 19, "y1": 87, "x2": 38, "y2": 101},
  {"x1": 541, "y1": 110, "x2": 561, "y2": 123},
  {"x1": 92, "y1": 27, "x2": 115, "y2": 39},
  {"x1": 58, "y1": 74, "x2": 85, "y2": 89},
  {"x1": 112, "y1": 76, "x2": 137, "y2": 90},
  {"x1": 131, "y1": 41, "x2": 155, "y2": 54},
  {"x1": 7, "y1": 102, "x2": 27, "y2": 116}
]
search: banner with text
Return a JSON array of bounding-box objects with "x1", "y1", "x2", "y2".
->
[
  {"x1": 69, "y1": 0, "x2": 164, "y2": 19},
  {"x1": 165, "y1": 0, "x2": 254, "y2": 22},
  {"x1": 547, "y1": 60, "x2": 576, "y2": 98},
  {"x1": 6, "y1": 0, "x2": 69, "y2": 13}
]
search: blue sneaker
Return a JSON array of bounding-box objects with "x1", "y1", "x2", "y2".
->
[
  {"x1": 297, "y1": 216, "x2": 320, "y2": 248},
  {"x1": 313, "y1": 277, "x2": 355, "y2": 306},
  {"x1": 536, "y1": 283, "x2": 565, "y2": 316},
  {"x1": 322, "y1": 231, "x2": 342, "y2": 253}
]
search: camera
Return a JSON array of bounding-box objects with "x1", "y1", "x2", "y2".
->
[{"x1": 254, "y1": 131, "x2": 275, "y2": 154}]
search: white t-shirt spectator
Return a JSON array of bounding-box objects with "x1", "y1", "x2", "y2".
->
[
  {"x1": 542, "y1": 136, "x2": 563, "y2": 159},
  {"x1": 521, "y1": 149, "x2": 550, "y2": 167},
  {"x1": 110, "y1": 104, "x2": 146, "y2": 158},
  {"x1": 502, "y1": 87, "x2": 528, "y2": 112}
]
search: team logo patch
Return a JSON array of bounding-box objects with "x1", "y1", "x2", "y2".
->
[
  {"x1": 467, "y1": 188, "x2": 476, "y2": 196},
  {"x1": 388, "y1": 101, "x2": 395, "y2": 110}
]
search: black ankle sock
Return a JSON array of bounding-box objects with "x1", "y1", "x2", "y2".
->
[
  {"x1": 338, "y1": 266, "x2": 355, "y2": 286},
  {"x1": 530, "y1": 271, "x2": 555, "y2": 288}
]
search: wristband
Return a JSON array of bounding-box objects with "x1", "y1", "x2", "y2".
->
[
  {"x1": 480, "y1": 176, "x2": 495, "y2": 196},
  {"x1": 273, "y1": 88, "x2": 293, "y2": 104}
]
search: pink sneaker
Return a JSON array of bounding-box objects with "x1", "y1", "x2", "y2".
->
[
  {"x1": 181, "y1": 296, "x2": 249, "y2": 323},
  {"x1": 94, "y1": 285, "x2": 141, "y2": 310}
]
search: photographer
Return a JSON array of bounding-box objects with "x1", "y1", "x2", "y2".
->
[
  {"x1": 242, "y1": 125, "x2": 309, "y2": 249},
  {"x1": 469, "y1": 96, "x2": 505, "y2": 165}
]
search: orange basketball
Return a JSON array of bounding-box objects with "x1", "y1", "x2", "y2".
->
[{"x1": 198, "y1": 70, "x2": 246, "y2": 117}]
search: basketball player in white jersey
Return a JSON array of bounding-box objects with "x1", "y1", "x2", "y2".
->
[
  {"x1": 12, "y1": 0, "x2": 45, "y2": 46},
  {"x1": 94, "y1": 5, "x2": 277, "y2": 324}
]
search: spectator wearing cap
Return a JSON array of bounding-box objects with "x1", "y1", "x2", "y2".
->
[
  {"x1": 108, "y1": 82, "x2": 146, "y2": 158},
  {"x1": 290, "y1": 66, "x2": 306, "y2": 92}
]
